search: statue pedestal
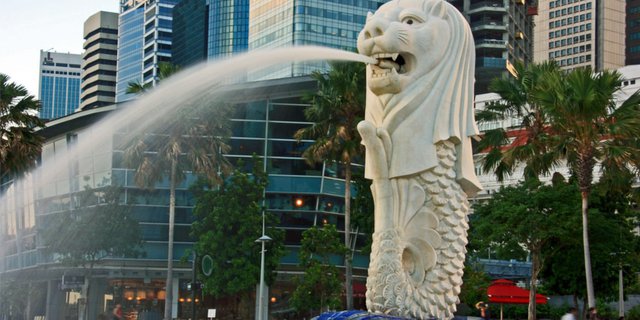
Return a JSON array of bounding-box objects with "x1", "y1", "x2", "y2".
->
[{"x1": 313, "y1": 310, "x2": 423, "y2": 319}]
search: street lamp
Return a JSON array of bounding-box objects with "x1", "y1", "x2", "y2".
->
[{"x1": 256, "y1": 234, "x2": 272, "y2": 320}]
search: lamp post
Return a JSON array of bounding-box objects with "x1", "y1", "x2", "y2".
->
[{"x1": 256, "y1": 234, "x2": 272, "y2": 320}]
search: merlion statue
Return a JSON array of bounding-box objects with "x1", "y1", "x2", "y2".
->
[{"x1": 356, "y1": 0, "x2": 482, "y2": 318}]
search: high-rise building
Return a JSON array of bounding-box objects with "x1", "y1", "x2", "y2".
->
[
  {"x1": 248, "y1": 0, "x2": 386, "y2": 80},
  {"x1": 534, "y1": 0, "x2": 625, "y2": 71},
  {"x1": 116, "y1": 0, "x2": 180, "y2": 103},
  {"x1": 172, "y1": 0, "x2": 249, "y2": 67},
  {"x1": 448, "y1": 0, "x2": 536, "y2": 93},
  {"x1": 115, "y1": 2, "x2": 145, "y2": 102},
  {"x1": 627, "y1": 0, "x2": 640, "y2": 65},
  {"x1": 38, "y1": 50, "x2": 82, "y2": 120},
  {"x1": 208, "y1": 0, "x2": 249, "y2": 59},
  {"x1": 172, "y1": 0, "x2": 209, "y2": 67},
  {"x1": 80, "y1": 11, "x2": 119, "y2": 111}
]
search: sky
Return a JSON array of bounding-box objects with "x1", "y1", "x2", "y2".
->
[{"x1": 0, "y1": 0, "x2": 119, "y2": 97}]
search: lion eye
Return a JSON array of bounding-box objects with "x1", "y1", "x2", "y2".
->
[{"x1": 400, "y1": 15, "x2": 422, "y2": 25}]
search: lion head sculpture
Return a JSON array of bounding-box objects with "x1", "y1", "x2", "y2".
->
[{"x1": 357, "y1": 0, "x2": 481, "y2": 195}]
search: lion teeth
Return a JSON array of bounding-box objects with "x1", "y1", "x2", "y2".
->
[{"x1": 392, "y1": 53, "x2": 399, "y2": 61}]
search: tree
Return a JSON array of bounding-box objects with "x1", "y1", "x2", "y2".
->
[
  {"x1": 535, "y1": 68, "x2": 640, "y2": 308},
  {"x1": 472, "y1": 178, "x2": 580, "y2": 320},
  {"x1": 294, "y1": 61, "x2": 366, "y2": 309},
  {"x1": 476, "y1": 61, "x2": 562, "y2": 181},
  {"x1": 41, "y1": 186, "x2": 142, "y2": 320},
  {"x1": 190, "y1": 158, "x2": 284, "y2": 320},
  {"x1": 541, "y1": 174, "x2": 640, "y2": 315},
  {"x1": 291, "y1": 224, "x2": 347, "y2": 316},
  {"x1": 124, "y1": 62, "x2": 231, "y2": 320},
  {"x1": 0, "y1": 73, "x2": 44, "y2": 179}
]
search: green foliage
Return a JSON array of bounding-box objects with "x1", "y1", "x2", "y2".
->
[
  {"x1": 351, "y1": 172, "x2": 374, "y2": 254},
  {"x1": 295, "y1": 61, "x2": 366, "y2": 308},
  {"x1": 191, "y1": 158, "x2": 284, "y2": 298},
  {"x1": 458, "y1": 261, "x2": 491, "y2": 315},
  {"x1": 541, "y1": 176, "x2": 640, "y2": 302},
  {"x1": 627, "y1": 304, "x2": 640, "y2": 320},
  {"x1": 471, "y1": 179, "x2": 579, "y2": 262},
  {"x1": 0, "y1": 73, "x2": 44, "y2": 178},
  {"x1": 291, "y1": 224, "x2": 347, "y2": 315},
  {"x1": 40, "y1": 186, "x2": 143, "y2": 267},
  {"x1": 294, "y1": 61, "x2": 365, "y2": 166}
]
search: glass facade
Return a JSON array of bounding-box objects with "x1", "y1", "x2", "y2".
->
[
  {"x1": 208, "y1": 0, "x2": 250, "y2": 59},
  {"x1": 1, "y1": 77, "x2": 368, "y2": 318},
  {"x1": 248, "y1": 0, "x2": 386, "y2": 80},
  {"x1": 38, "y1": 51, "x2": 82, "y2": 120},
  {"x1": 172, "y1": 0, "x2": 209, "y2": 67},
  {"x1": 116, "y1": 5, "x2": 144, "y2": 103},
  {"x1": 141, "y1": 0, "x2": 179, "y2": 86}
]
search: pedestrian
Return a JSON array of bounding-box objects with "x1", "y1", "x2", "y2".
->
[
  {"x1": 587, "y1": 307, "x2": 599, "y2": 320},
  {"x1": 561, "y1": 307, "x2": 578, "y2": 320},
  {"x1": 112, "y1": 303, "x2": 123, "y2": 320}
]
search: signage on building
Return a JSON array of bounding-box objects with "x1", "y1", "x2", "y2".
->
[{"x1": 61, "y1": 275, "x2": 85, "y2": 290}]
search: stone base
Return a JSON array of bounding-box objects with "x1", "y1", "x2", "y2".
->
[{"x1": 313, "y1": 310, "x2": 415, "y2": 319}]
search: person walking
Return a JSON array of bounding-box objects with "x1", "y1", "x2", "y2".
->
[
  {"x1": 112, "y1": 303, "x2": 123, "y2": 320},
  {"x1": 562, "y1": 307, "x2": 578, "y2": 320}
]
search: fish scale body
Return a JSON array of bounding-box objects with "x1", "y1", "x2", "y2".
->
[{"x1": 366, "y1": 141, "x2": 470, "y2": 319}]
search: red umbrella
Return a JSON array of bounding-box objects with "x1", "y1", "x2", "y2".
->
[{"x1": 486, "y1": 279, "x2": 548, "y2": 320}]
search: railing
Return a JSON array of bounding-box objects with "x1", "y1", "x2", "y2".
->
[
  {"x1": 477, "y1": 57, "x2": 506, "y2": 68},
  {"x1": 471, "y1": 20, "x2": 506, "y2": 28},
  {"x1": 470, "y1": 1, "x2": 505, "y2": 10},
  {"x1": 475, "y1": 39, "x2": 507, "y2": 46}
]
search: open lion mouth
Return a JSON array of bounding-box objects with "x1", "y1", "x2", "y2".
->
[{"x1": 372, "y1": 52, "x2": 407, "y2": 77}]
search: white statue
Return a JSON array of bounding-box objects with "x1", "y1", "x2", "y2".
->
[{"x1": 356, "y1": 0, "x2": 482, "y2": 318}]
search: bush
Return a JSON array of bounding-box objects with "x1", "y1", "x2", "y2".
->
[{"x1": 627, "y1": 304, "x2": 640, "y2": 320}]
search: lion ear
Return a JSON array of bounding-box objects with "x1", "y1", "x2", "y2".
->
[{"x1": 429, "y1": 1, "x2": 447, "y2": 19}]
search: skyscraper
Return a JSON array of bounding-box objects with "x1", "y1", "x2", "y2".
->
[
  {"x1": 80, "y1": 11, "x2": 119, "y2": 111},
  {"x1": 38, "y1": 50, "x2": 82, "y2": 120},
  {"x1": 448, "y1": 0, "x2": 536, "y2": 93},
  {"x1": 115, "y1": 2, "x2": 145, "y2": 102},
  {"x1": 248, "y1": 0, "x2": 386, "y2": 80},
  {"x1": 116, "y1": 0, "x2": 180, "y2": 103},
  {"x1": 627, "y1": 0, "x2": 640, "y2": 65},
  {"x1": 208, "y1": 0, "x2": 249, "y2": 59},
  {"x1": 172, "y1": 0, "x2": 209, "y2": 67},
  {"x1": 534, "y1": 0, "x2": 625, "y2": 71}
]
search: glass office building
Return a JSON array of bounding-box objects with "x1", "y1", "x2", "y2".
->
[
  {"x1": 116, "y1": 0, "x2": 180, "y2": 103},
  {"x1": 0, "y1": 76, "x2": 369, "y2": 319},
  {"x1": 172, "y1": 0, "x2": 209, "y2": 67},
  {"x1": 208, "y1": 0, "x2": 250, "y2": 58},
  {"x1": 38, "y1": 51, "x2": 82, "y2": 120},
  {"x1": 248, "y1": 0, "x2": 386, "y2": 80},
  {"x1": 447, "y1": 0, "x2": 535, "y2": 93},
  {"x1": 115, "y1": 5, "x2": 145, "y2": 103}
]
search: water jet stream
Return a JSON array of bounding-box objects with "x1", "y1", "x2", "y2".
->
[{"x1": 1, "y1": 46, "x2": 374, "y2": 219}]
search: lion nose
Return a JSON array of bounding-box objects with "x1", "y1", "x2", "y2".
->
[{"x1": 363, "y1": 18, "x2": 388, "y2": 39}]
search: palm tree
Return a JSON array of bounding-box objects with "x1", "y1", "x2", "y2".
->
[
  {"x1": 477, "y1": 61, "x2": 565, "y2": 320},
  {"x1": 0, "y1": 73, "x2": 44, "y2": 179},
  {"x1": 535, "y1": 67, "x2": 640, "y2": 308},
  {"x1": 124, "y1": 63, "x2": 231, "y2": 320},
  {"x1": 477, "y1": 61, "x2": 562, "y2": 182},
  {"x1": 294, "y1": 61, "x2": 366, "y2": 310}
]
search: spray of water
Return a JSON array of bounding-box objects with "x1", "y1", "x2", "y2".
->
[{"x1": 2, "y1": 46, "x2": 374, "y2": 211}]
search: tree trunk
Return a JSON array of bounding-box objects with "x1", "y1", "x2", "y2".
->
[
  {"x1": 581, "y1": 192, "x2": 595, "y2": 308},
  {"x1": 344, "y1": 163, "x2": 353, "y2": 310},
  {"x1": 164, "y1": 160, "x2": 177, "y2": 320},
  {"x1": 528, "y1": 248, "x2": 541, "y2": 320}
]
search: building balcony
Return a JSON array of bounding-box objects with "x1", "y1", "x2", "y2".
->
[
  {"x1": 471, "y1": 20, "x2": 507, "y2": 31},
  {"x1": 468, "y1": 1, "x2": 507, "y2": 14},
  {"x1": 475, "y1": 38, "x2": 508, "y2": 49},
  {"x1": 476, "y1": 57, "x2": 506, "y2": 69}
]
